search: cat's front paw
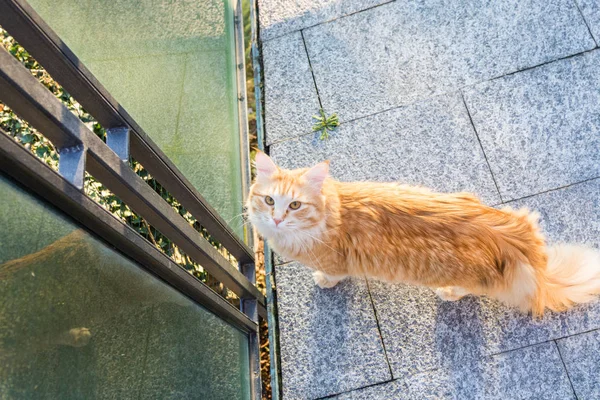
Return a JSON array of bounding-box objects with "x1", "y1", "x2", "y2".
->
[
  {"x1": 435, "y1": 286, "x2": 467, "y2": 301},
  {"x1": 313, "y1": 271, "x2": 340, "y2": 289}
]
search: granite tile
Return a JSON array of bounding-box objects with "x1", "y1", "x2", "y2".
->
[
  {"x1": 273, "y1": 251, "x2": 291, "y2": 266},
  {"x1": 258, "y1": 0, "x2": 391, "y2": 41},
  {"x1": 275, "y1": 262, "x2": 390, "y2": 399},
  {"x1": 270, "y1": 93, "x2": 501, "y2": 204},
  {"x1": 464, "y1": 50, "x2": 600, "y2": 200},
  {"x1": 332, "y1": 379, "x2": 408, "y2": 400},
  {"x1": 302, "y1": 0, "x2": 595, "y2": 122},
  {"x1": 368, "y1": 279, "x2": 499, "y2": 377},
  {"x1": 405, "y1": 342, "x2": 575, "y2": 400},
  {"x1": 509, "y1": 178, "x2": 600, "y2": 248},
  {"x1": 576, "y1": 0, "x2": 600, "y2": 43},
  {"x1": 334, "y1": 343, "x2": 574, "y2": 399},
  {"x1": 263, "y1": 32, "x2": 321, "y2": 144},
  {"x1": 557, "y1": 329, "x2": 600, "y2": 400},
  {"x1": 478, "y1": 301, "x2": 568, "y2": 355}
]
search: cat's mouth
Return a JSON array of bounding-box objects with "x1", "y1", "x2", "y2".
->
[{"x1": 271, "y1": 219, "x2": 287, "y2": 229}]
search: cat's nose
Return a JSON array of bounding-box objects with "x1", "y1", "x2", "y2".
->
[{"x1": 273, "y1": 218, "x2": 283, "y2": 226}]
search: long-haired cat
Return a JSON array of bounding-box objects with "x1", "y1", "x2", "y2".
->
[{"x1": 248, "y1": 151, "x2": 600, "y2": 316}]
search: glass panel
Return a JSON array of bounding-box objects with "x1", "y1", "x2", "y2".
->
[
  {"x1": 0, "y1": 175, "x2": 251, "y2": 399},
  {"x1": 25, "y1": 0, "x2": 245, "y2": 239}
]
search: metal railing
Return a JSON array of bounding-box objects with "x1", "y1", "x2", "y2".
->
[{"x1": 0, "y1": 0, "x2": 264, "y2": 397}]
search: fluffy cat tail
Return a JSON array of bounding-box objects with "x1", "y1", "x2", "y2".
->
[{"x1": 540, "y1": 244, "x2": 600, "y2": 312}]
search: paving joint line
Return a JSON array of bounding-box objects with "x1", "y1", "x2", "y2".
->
[
  {"x1": 300, "y1": 30, "x2": 324, "y2": 110},
  {"x1": 365, "y1": 278, "x2": 395, "y2": 380},
  {"x1": 313, "y1": 322, "x2": 600, "y2": 399},
  {"x1": 571, "y1": 0, "x2": 599, "y2": 48},
  {"x1": 487, "y1": 326, "x2": 600, "y2": 358},
  {"x1": 267, "y1": 92, "x2": 459, "y2": 147},
  {"x1": 460, "y1": 91, "x2": 504, "y2": 203},
  {"x1": 266, "y1": 47, "x2": 600, "y2": 147},
  {"x1": 553, "y1": 326, "x2": 600, "y2": 342},
  {"x1": 487, "y1": 340, "x2": 554, "y2": 357},
  {"x1": 501, "y1": 176, "x2": 600, "y2": 205},
  {"x1": 484, "y1": 48, "x2": 598, "y2": 83},
  {"x1": 554, "y1": 340, "x2": 580, "y2": 400},
  {"x1": 267, "y1": 46, "x2": 600, "y2": 147},
  {"x1": 260, "y1": 1, "x2": 395, "y2": 43},
  {"x1": 315, "y1": 377, "x2": 399, "y2": 399}
]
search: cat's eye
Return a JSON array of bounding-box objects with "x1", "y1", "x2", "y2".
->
[
  {"x1": 265, "y1": 196, "x2": 274, "y2": 205},
  {"x1": 289, "y1": 201, "x2": 301, "y2": 210}
]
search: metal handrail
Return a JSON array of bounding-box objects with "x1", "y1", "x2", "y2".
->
[
  {"x1": 0, "y1": 30, "x2": 266, "y2": 319},
  {"x1": 0, "y1": 1, "x2": 264, "y2": 397},
  {"x1": 0, "y1": 0, "x2": 255, "y2": 266},
  {"x1": 0, "y1": 131, "x2": 259, "y2": 333}
]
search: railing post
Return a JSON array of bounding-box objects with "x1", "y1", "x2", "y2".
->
[
  {"x1": 58, "y1": 144, "x2": 85, "y2": 190},
  {"x1": 233, "y1": 0, "x2": 253, "y2": 248},
  {"x1": 106, "y1": 126, "x2": 130, "y2": 162},
  {"x1": 0, "y1": 33, "x2": 266, "y2": 315},
  {"x1": 240, "y1": 261, "x2": 261, "y2": 400}
]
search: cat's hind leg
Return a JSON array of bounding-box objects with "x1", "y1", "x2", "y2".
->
[
  {"x1": 435, "y1": 286, "x2": 470, "y2": 301},
  {"x1": 313, "y1": 271, "x2": 347, "y2": 289}
]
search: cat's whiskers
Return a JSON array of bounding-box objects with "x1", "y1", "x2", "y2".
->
[
  {"x1": 292, "y1": 228, "x2": 342, "y2": 256},
  {"x1": 301, "y1": 238, "x2": 326, "y2": 272},
  {"x1": 227, "y1": 211, "x2": 248, "y2": 223},
  {"x1": 229, "y1": 218, "x2": 253, "y2": 232}
]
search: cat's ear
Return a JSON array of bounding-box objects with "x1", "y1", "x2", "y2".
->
[
  {"x1": 255, "y1": 150, "x2": 278, "y2": 180},
  {"x1": 304, "y1": 161, "x2": 330, "y2": 190}
]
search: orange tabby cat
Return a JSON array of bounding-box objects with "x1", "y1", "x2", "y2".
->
[{"x1": 248, "y1": 151, "x2": 600, "y2": 316}]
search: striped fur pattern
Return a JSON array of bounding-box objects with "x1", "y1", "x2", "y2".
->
[{"x1": 247, "y1": 152, "x2": 600, "y2": 316}]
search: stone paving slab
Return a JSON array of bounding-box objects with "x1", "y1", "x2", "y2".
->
[
  {"x1": 302, "y1": 0, "x2": 595, "y2": 122},
  {"x1": 258, "y1": 0, "x2": 391, "y2": 41},
  {"x1": 271, "y1": 140, "x2": 600, "y2": 399},
  {"x1": 366, "y1": 280, "x2": 497, "y2": 377},
  {"x1": 463, "y1": 50, "x2": 600, "y2": 201},
  {"x1": 269, "y1": 114, "x2": 600, "y2": 400},
  {"x1": 269, "y1": 93, "x2": 501, "y2": 205},
  {"x1": 577, "y1": 0, "x2": 600, "y2": 43},
  {"x1": 512, "y1": 178, "x2": 600, "y2": 248},
  {"x1": 557, "y1": 329, "x2": 600, "y2": 399},
  {"x1": 333, "y1": 343, "x2": 575, "y2": 399},
  {"x1": 263, "y1": 31, "x2": 320, "y2": 145},
  {"x1": 260, "y1": 1, "x2": 600, "y2": 398},
  {"x1": 275, "y1": 262, "x2": 391, "y2": 400},
  {"x1": 403, "y1": 344, "x2": 575, "y2": 400}
]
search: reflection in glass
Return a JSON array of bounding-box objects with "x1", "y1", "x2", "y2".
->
[
  {"x1": 0, "y1": 175, "x2": 250, "y2": 399},
  {"x1": 26, "y1": 0, "x2": 245, "y2": 238}
]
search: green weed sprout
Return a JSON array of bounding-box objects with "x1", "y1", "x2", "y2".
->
[{"x1": 312, "y1": 109, "x2": 339, "y2": 140}]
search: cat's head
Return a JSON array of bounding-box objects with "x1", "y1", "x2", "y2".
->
[{"x1": 247, "y1": 152, "x2": 329, "y2": 240}]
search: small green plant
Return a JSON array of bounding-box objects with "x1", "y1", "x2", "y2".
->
[{"x1": 312, "y1": 108, "x2": 339, "y2": 140}]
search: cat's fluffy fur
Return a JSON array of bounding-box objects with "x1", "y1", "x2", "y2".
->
[{"x1": 248, "y1": 151, "x2": 600, "y2": 316}]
